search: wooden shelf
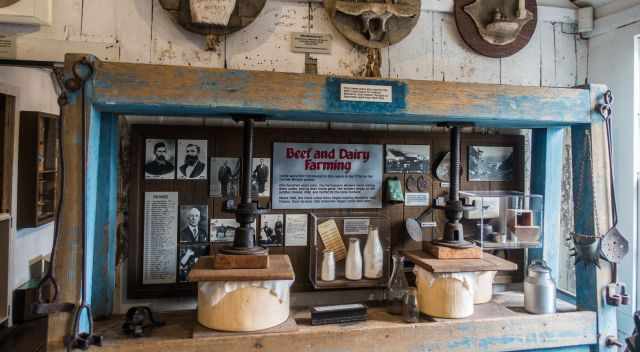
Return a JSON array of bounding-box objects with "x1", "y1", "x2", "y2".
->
[
  {"x1": 402, "y1": 250, "x2": 518, "y2": 273},
  {"x1": 92, "y1": 292, "x2": 594, "y2": 352}
]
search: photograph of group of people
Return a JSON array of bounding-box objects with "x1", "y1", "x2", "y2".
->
[
  {"x1": 145, "y1": 139, "x2": 208, "y2": 180},
  {"x1": 209, "y1": 157, "x2": 271, "y2": 198}
]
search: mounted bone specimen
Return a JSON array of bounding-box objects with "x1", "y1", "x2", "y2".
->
[
  {"x1": 0, "y1": 0, "x2": 19, "y2": 7},
  {"x1": 190, "y1": 0, "x2": 236, "y2": 26},
  {"x1": 325, "y1": 0, "x2": 420, "y2": 48},
  {"x1": 159, "y1": 0, "x2": 266, "y2": 35},
  {"x1": 463, "y1": 0, "x2": 533, "y2": 45},
  {"x1": 454, "y1": 0, "x2": 537, "y2": 58}
]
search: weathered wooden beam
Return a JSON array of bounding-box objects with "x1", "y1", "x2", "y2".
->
[
  {"x1": 47, "y1": 55, "x2": 88, "y2": 352},
  {"x1": 89, "y1": 59, "x2": 591, "y2": 127},
  {"x1": 571, "y1": 84, "x2": 617, "y2": 351},
  {"x1": 530, "y1": 127, "x2": 565, "y2": 277},
  {"x1": 90, "y1": 113, "x2": 119, "y2": 318},
  {"x1": 93, "y1": 309, "x2": 596, "y2": 352}
]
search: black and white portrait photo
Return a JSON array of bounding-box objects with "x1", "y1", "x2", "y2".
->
[
  {"x1": 209, "y1": 157, "x2": 241, "y2": 198},
  {"x1": 178, "y1": 244, "x2": 209, "y2": 282},
  {"x1": 251, "y1": 158, "x2": 271, "y2": 197},
  {"x1": 210, "y1": 218, "x2": 256, "y2": 242},
  {"x1": 259, "y1": 214, "x2": 284, "y2": 246},
  {"x1": 144, "y1": 139, "x2": 176, "y2": 179},
  {"x1": 385, "y1": 144, "x2": 430, "y2": 173},
  {"x1": 468, "y1": 146, "x2": 514, "y2": 181},
  {"x1": 179, "y1": 205, "x2": 209, "y2": 243},
  {"x1": 177, "y1": 139, "x2": 208, "y2": 180}
]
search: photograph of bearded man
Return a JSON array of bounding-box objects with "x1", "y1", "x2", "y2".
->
[
  {"x1": 177, "y1": 139, "x2": 208, "y2": 180},
  {"x1": 145, "y1": 139, "x2": 176, "y2": 179}
]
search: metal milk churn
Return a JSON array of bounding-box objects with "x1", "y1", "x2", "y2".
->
[{"x1": 524, "y1": 260, "x2": 556, "y2": 314}]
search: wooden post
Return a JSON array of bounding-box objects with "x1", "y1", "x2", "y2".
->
[
  {"x1": 529, "y1": 127, "x2": 565, "y2": 277},
  {"x1": 89, "y1": 112, "x2": 119, "y2": 318},
  {"x1": 571, "y1": 84, "x2": 617, "y2": 351},
  {"x1": 46, "y1": 54, "x2": 90, "y2": 351}
]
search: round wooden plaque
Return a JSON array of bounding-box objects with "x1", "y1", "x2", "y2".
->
[{"x1": 454, "y1": 0, "x2": 537, "y2": 58}]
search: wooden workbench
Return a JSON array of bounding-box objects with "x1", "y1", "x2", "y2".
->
[{"x1": 93, "y1": 292, "x2": 595, "y2": 352}]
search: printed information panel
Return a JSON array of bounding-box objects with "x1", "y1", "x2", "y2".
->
[{"x1": 272, "y1": 143, "x2": 382, "y2": 209}]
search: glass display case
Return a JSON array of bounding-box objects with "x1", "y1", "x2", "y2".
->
[
  {"x1": 309, "y1": 213, "x2": 391, "y2": 289},
  {"x1": 460, "y1": 191, "x2": 544, "y2": 249}
]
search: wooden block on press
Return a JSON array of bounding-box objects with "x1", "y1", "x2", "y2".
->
[
  {"x1": 213, "y1": 254, "x2": 269, "y2": 269},
  {"x1": 189, "y1": 255, "x2": 295, "y2": 282},
  {"x1": 403, "y1": 250, "x2": 518, "y2": 273},
  {"x1": 425, "y1": 242, "x2": 482, "y2": 259}
]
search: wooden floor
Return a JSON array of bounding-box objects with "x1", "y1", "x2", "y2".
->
[{"x1": 91, "y1": 292, "x2": 595, "y2": 352}]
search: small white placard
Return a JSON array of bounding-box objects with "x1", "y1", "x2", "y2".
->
[
  {"x1": 340, "y1": 83, "x2": 392, "y2": 103},
  {"x1": 291, "y1": 32, "x2": 332, "y2": 54},
  {"x1": 285, "y1": 214, "x2": 308, "y2": 246},
  {"x1": 421, "y1": 221, "x2": 437, "y2": 228},
  {"x1": 405, "y1": 192, "x2": 430, "y2": 207},
  {"x1": 0, "y1": 34, "x2": 16, "y2": 59},
  {"x1": 343, "y1": 218, "x2": 370, "y2": 235}
]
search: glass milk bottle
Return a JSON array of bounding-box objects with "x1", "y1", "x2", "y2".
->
[
  {"x1": 345, "y1": 238, "x2": 363, "y2": 280},
  {"x1": 363, "y1": 226, "x2": 383, "y2": 279},
  {"x1": 321, "y1": 250, "x2": 336, "y2": 281}
]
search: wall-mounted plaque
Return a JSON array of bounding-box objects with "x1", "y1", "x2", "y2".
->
[
  {"x1": 143, "y1": 192, "x2": 178, "y2": 284},
  {"x1": 272, "y1": 142, "x2": 383, "y2": 209}
]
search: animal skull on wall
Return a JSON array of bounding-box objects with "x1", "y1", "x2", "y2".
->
[
  {"x1": 159, "y1": 0, "x2": 266, "y2": 35},
  {"x1": 325, "y1": 0, "x2": 421, "y2": 48}
]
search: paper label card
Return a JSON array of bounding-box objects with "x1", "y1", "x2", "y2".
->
[
  {"x1": 343, "y1": 218, "x2": 370, "y2": 235},
  {"x1": 405, "y1": 192, "x2": 430, "y2": 207},
  {"x1": 340, "y1": 83, "x2": 392, "y2": 103},
  {"x1": 285, "y1": 214, "x2": 308, "y2": 246},
  {"x1": 317, "y1": 219, "x2": 346, "y2": 261}
]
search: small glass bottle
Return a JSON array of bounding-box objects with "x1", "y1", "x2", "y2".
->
[
  {"x1": 387, "y1": 253, "x2": 408, "y2": 314},
  {"x1": 321, "y1": 250, "x2": 336, "y2": 281},
  {"x1": 345, "y1": 238, "x2": 363, "y2": 280},
  {"x1": 402, "y1": 287, "x2": 419, "y2": 323}
]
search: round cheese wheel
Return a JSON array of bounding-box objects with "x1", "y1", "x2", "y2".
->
[
  {"x1": 198, "y1": 286, "x2": 290, "y2": 331},
  {"x1": 415, "y1": 267, "x2": 475, "y2": 318}
]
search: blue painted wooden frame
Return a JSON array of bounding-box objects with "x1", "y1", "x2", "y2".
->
[{"x1": 54, "y1": 55, "x2": 614, "y2": 351}]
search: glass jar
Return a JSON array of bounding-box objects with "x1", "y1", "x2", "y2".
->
[
  {"x1": 402, "y1": 287, "x2": 419, "y2": 323},
  {"x1": 387, "y1": 253, "x2": 408, "y2": 314}
]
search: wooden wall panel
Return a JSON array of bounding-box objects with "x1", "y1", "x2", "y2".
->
[{"x1": 126, "y1": 125, "x2": 524, "y2": 298}]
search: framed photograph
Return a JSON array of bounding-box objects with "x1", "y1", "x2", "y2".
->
[
  {"x1": 177, "y1": 139, "x2": 208, "y2": 180},
  {"x1": 179, "y1": 205, "x2": 209, "y2": 243},
  {"x1": 210, "y1": 157, "x2": 241, "y2": 198},
  {"x1": 251, "y1": 158, "x2": 271, "y2": 197},
  {"x1": 210, "y1": 218, "x2": 256, "y2": 242},
  {"x1": 144, "y1": 139, "x2": 176, "y2": 179},
  {"x1": 385, "y1": 144, "x2": 430, "y2": 173},
  {"x1": 468, "y1": 146, "x2": 514, "y2": 181},
  {"x1": 259, "y1": 214, "x2": 284, "y2": 246},
  {"x1": 178, "y1": 244, "x2": 209, "y2": 282}
]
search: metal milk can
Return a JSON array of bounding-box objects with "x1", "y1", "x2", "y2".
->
[{"x1": 524, "y1": 260, "x2": 556, "y2": 314}]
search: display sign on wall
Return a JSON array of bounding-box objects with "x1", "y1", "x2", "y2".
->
[
  {"x1": 143, "y1": 192, "x2": 178, "y2": 284},
  {"x1": 272, "y1": 142, "x2": 383, "y2": 209}
]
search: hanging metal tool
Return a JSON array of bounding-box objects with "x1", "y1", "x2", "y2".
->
[
  {"x1": 595, "y1": 90, "x2": 630, "y2": 307},
  {"x1": 220, "y1": 116, "x2": 268, "y2": 256},
  {"x1": 31, "y1": 68, "x2": 76, "y2": 317},
  {"x1": 432, "y1": 123, "x2": 476, "y2": 248}
]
